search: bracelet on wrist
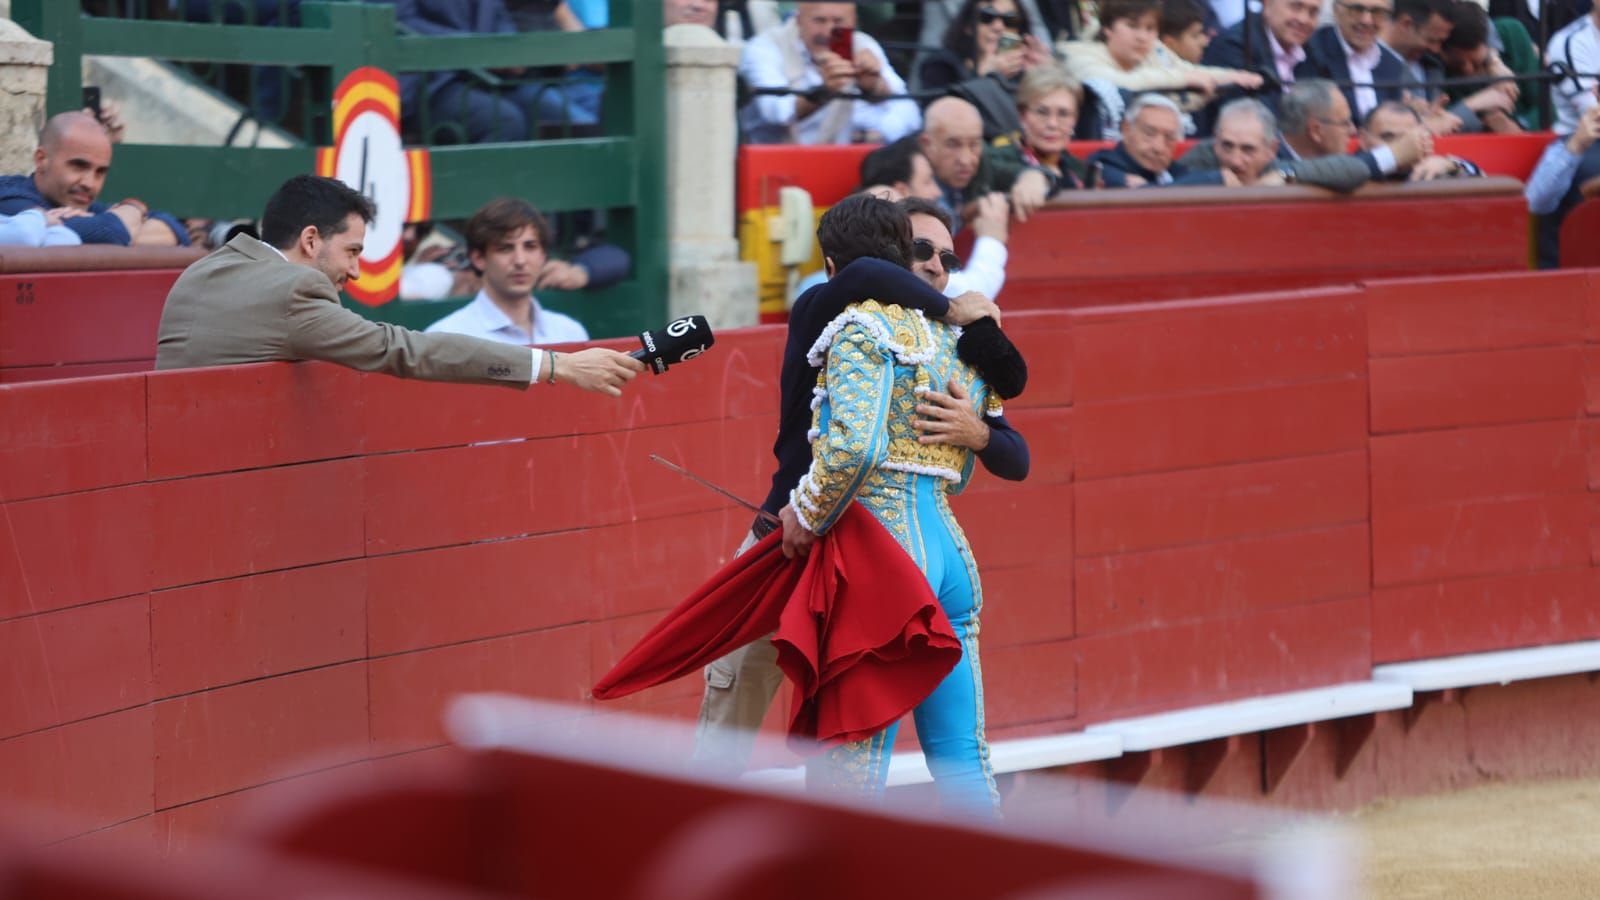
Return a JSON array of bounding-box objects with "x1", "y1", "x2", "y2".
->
[{"x1": 546, "y1": 350, "x2": 558, "y2": 385}]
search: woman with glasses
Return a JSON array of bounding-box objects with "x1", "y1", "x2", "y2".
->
[
  {"x1": 919, "y1": 0, "x2": 1054, "y2": 93},
  {"x1": 987, "y1": 65, "x2": 1090, "y2": 190}
]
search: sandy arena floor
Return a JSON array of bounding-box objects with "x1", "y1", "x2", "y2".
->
[{"x1": 1355, "y1": 778, "x2": 1600, "y2": 899}]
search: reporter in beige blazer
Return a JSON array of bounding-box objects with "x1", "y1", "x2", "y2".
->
[{"x1": 156, "y1": 174, "x2": 643, "y2": 395}]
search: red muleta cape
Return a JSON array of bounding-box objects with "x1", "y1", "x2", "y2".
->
[{"x1": 592, "y1": 504, "x2": 961, "y2": 751}]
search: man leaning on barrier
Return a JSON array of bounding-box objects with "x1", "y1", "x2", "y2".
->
[
  {"x1": 155, "y1": 174, "x2": 643, "y2": 395},
  {"x1": 1178, "y1": 80, "x2": 1430, "y2": 189},
  {"x1": 738, "y1": 2, "x2": 922, "y2": 145},
  {"x1": 1360, "y1": 100, "x2": 1485, "y2": 179},
  {"x1": 0, "y1": 112, "x2": 189, "y2": 248}
]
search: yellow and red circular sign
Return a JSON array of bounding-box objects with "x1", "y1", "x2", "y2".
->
[{"x1": 316, "y1": 67, "x2": 431, "y2": 306}]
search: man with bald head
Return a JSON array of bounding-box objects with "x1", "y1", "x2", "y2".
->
[
  {"x1": 739, "y1": 2, "x2": 920, "y2": 145},
  {"x1": 919, "y1": 96, "x2": 1052, "y2": 232},
  {"x1": 0, "y1": 111, "x2": 187, "y2": 247}
]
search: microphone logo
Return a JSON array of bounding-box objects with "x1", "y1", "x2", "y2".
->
[{"x1": 629, "y1": 314, "x2": 715, "y2": 374}]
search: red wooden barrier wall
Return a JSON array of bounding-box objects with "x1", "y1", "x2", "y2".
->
[
  {"x1": 734, "y1": 133, "x2": 1552, "y2": 213},
  {"x1": 0, "y1": 247, "x2": 204, "y2": 383},
  {"x1": 4, "y1": 270, "x2": 1599, "y2": 852},
  {"x1": 993, "y1": 179, "x2": 1529, "y2": 310},
  {"x1": 1366, "y1": 270, "x2": 1600, "y2": 660}
]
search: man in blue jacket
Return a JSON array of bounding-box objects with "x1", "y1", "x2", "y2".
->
[{"x1": 0, "y1": 111, "x2": 187, "y2": 247}]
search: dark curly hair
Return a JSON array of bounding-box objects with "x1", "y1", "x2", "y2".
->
[
  {"x1": 943, "y1": 0, "x2": 1033, "y2": 68},
  {"x1": 816, "y1": 193, "x2": 913, "y2": 272}
]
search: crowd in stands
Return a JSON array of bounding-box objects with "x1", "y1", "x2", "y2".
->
[{"x1": 721, "y1": 0, "x2": 1600, "y2": 271}]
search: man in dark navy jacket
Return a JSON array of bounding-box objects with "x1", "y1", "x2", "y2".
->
[
  {"x1": 1197, "y1": 0, "x2": 1320, "y2": 131},
  {"x1": 1087, "y1": 95, "x2": 1190, "y2": 187},
  {"x1": 1299, "y1": 0, "x2": 1412, "y2": 123},
  {"x1": 692, "y1": 193, "x2": 1030, "y2": 771}
]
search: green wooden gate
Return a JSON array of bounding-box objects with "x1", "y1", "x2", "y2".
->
[{"x1": 12, "y1": 1, "x2": 666, "y2": 337}]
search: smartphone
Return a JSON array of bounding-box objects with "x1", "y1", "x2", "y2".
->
[
  {"x1": 828, "y1": 26, "x2": 853, "y2": 60},
  {"x1": 997, "y1": 32, "x2": 1023, "y2": 52},
  {"x1": 82, "y1": 85, "x2": 102, "y2": 121}
]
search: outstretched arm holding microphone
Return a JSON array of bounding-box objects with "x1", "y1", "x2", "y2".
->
[{"x1": 155, "y1": 176, "x2": 651, "y2": 396}]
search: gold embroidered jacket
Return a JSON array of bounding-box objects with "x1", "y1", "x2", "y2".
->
[{"x1": 790, "y1": 300, "x2": 1001, "y2": 535}]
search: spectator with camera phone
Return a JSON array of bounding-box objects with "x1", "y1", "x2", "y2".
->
[
  {"x1": 919, "y1": 0, "x2": 1054, "y2": 93},
  {"x1": 739, "y1": 2, "x2": 921, "y2": 144}
]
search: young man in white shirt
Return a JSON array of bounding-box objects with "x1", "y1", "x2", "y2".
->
[
  {"x1": 1548, "y1": 5, "x2": 1600, "y2": 137},
  {"x1": 426, "y1": 198, "x2": 589, "y2": 347}
]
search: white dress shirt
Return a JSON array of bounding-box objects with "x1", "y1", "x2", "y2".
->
[
  {"x1": 426, "y1": 290, "x2": 589, "y2": 346},
  {"x1": 738, "y1": 24, "x2": 922, "y2": 145},
  {"x1": 1267, "y1": 30, "x2": 1306, "y2": 85},
  {"x1": 1337, "y1": 31, "x2": 1383, "y2": 118},
  {"x1": 945, "y1": 235, "x2": 1007, "y2": 301},
  {"x1": 1549, "y1": 13, "x2": 1600, "y2": 136}
]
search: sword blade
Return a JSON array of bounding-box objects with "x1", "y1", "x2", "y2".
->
[{"x1": 649, "y1": 454, "x2": 781, "y2": 525}]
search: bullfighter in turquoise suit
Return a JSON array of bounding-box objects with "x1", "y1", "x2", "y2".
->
[{"x1": 791, "y1": 298, "x2": 1004, "y2": 818}]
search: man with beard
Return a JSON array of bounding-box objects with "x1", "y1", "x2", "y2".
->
[{"x1": 157, "y1": 175, "x2": 642, "y2": 395}]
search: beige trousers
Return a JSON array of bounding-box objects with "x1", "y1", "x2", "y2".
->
[{"x1": 690, "y1": 529, "x2": 786, "y2": 769}]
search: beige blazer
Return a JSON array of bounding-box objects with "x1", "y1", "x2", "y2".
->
[{"x1": 155, "y1": 234, "x2": 532, "y2": 388}]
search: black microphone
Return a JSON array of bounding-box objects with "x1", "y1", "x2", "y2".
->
[{"x1": 628, "y1": 315, "x2": 715, "y2": 374}]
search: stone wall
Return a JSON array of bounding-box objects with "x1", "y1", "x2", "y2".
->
[
  {"x1": 664, "y1": 24, "x2": 758, "y2": 330},
  {"x1": 0, "y1": 17, "x2": 49, "y2": 173}
]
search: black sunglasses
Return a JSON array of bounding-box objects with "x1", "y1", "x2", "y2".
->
[
  {"x1": 976, "y1": 6, "x2": 1022, "y2": 26},
  {"x1": 913, "y1": 238, "x2": 962, "y2": 272}
]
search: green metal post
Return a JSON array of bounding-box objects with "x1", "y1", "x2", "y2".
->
[{"x1": 13, "y1": 0, "x2": 85, "y2": 118}]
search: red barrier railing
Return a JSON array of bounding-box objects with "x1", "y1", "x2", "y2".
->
[
  {"x1": 734, "y1": 133, "x2": 1553, "y2": 214},
  {"x1": 3, "y1": 269, "x2": 1598, "y2": 850}
]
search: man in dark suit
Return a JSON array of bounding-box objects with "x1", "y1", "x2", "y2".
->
[
  {"x1": 157, "y1": 174, "x2": 642, "y2": 395},
  {"x1": 1360, "y1": 100, "x2": 1486, "y2": 178},
  {"x1": 1381, "y1": 0, "x2": 1491, "y2": 132},
  {"x1": 1179, "y1": 80, "x2": 1432, "y2": 188},
  {"x1": 1299, "y1": 0, "x2": 1412, "y2": 122},
  {"x1": 1197, "y1": 0, "x2": 1320, "y2": 131}
]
